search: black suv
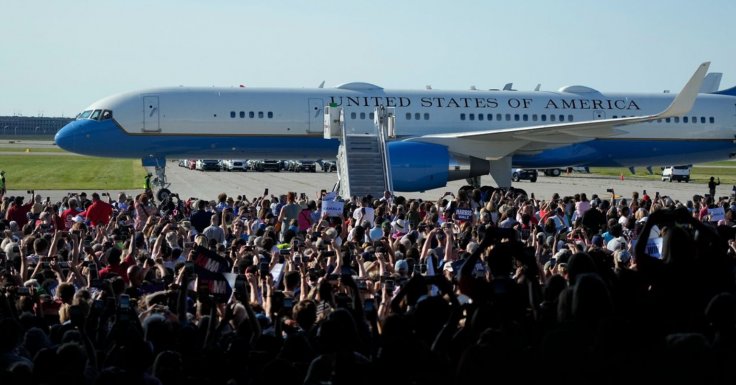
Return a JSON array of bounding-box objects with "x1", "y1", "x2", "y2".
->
[{"x1": 512, "y1": 168, "x2": 538, "y2": 182}]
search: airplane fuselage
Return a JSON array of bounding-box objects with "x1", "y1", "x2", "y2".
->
[{"x1": 55, "y1": 82, "x2": 736, "y2": 168}]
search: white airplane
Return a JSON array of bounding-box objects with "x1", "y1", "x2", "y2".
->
[{"x1": 55, "y1": 62, "x2": 736, "y2": 195}]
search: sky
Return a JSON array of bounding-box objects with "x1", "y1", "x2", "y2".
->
[{"x1": 1, "y1": 0, "x2": 735, "y2": 117}]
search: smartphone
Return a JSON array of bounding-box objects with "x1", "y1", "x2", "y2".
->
[
  {"x1": 17, "y1": 287, "x2": 30, "y2": 296},
  {"x1": 234, "y1": 275, "x2": 247, "y2": 295},
  {"x1": 606, "y1": 188, "x2": 614, "y2": 193},
  {"x1": 184, "y1": 261, "x2": 195, "y2": 275},
  {"x1": 357, "y1": 279, "x2": 368, "y2": 291},
  {"x1": 364, "y1": 298, "x2": 375, "y2": 312},
  {"x1": 300, "y1": 193, "x2": 306, "y2": 200},
  {"x1": 279, "y1": 249, "x2": 291, "y2": 256},
  {"x1": 320, "y1": 189, "x2": 327, "y2": 197},
  {"x1": 283, "y1": 297, "x2": 294, "y2": 310},
  {"x1": 88, "y1": 263, "x2": 99, "y2": 280},
  {"x1": 264, "y1": 188, "x2": 269, "y2": 196},
  {"x1": 119, "y1": 294, "x2": 130, "y2": 310},
  {"x1": 259, "y1": 261, "x2": 270, "y2": 276},
  {"x1": 322, "y1": 250, "x2": 335, "y2": 257},
  {"x1": 384, "y1": 279, "x2": 395, "y2": 292}
]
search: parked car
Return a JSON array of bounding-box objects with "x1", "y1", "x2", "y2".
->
[
  {"x1": 288, "y1": 160, "x2": 317, "y2": 172},
  {"x1": 512, "y1": 168, "x2": 538, "y2": 182},
  {"x1": 319, "y1": 160, "x2": 337, "y2": 172},
  {"x1": 222, "y1": 159, "x2": 247, "y2": 171},
  {"x1": 661, "y1": 165, "x2": 691, "y2": 182},
  {"x1": 252, "y1": 159, "x2": 281, "y2": 172},
  {"x1": 196, "y1": 159, "x2": 221, "y2": 171}
]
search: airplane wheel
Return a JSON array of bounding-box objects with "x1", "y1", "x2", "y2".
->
[
  {"x1": 530, "y1": 177, "x2": 537, "y2": 183},
  {"x1": 157, "y1": 188, "x2": 171, "y2": 202},
  {"x1": 550, "y1": 168, "x2": 561, "y2": 177},
  {"x1": 512, "y1": 173, "x2": 520, "y2": 182}
]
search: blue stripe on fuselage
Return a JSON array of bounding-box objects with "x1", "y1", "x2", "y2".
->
[
  {"x1": 56, "y1": 118, "x2": 736, "y2": 167},
  {"x1": 55, "y1": 119, "x2": 340, "y2": 160}
]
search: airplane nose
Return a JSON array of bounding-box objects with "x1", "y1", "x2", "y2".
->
[{"x1": 54, "y1": 123, "x2": 76, "y2": 152}]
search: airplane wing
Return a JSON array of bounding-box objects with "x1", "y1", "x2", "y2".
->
[{"x1": 408, "y1": 62, "x2": 710, "y2": 159}]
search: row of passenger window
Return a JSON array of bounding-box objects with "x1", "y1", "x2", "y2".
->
[
  {"x1": 230, "y1": 111, "x2": 274, "y2": 119},
  {"x1": 351, "y1": 112, "x2": 376, "y2": 120},
  {"x1": 461, "y1": 113, "x2": 575, "y2": 122},
  {"x1": 613, "y1": 115, "x2": 715, "y2": 124}
]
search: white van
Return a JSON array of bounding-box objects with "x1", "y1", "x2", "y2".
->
[{"x1": 661, "y1": 165, "x2": 691, "y2": 182}]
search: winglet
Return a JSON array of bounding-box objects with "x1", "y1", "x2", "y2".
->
[{"x1": 659, "y1": 62, "x2": 710, "y2": 118}]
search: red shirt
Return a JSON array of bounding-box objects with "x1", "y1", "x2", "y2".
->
[
  {"x1": 61, "y1": 208, "x2": 80, "y2": 230},
  {"x1": 6, "y1": 202, "x2": 33, "y2": 227},
  {"x1": 99, "y1": 252, "x2": 135, "y2": 283},
  {"x1": 81, "y1": 200, "x2": 113, "y2": 227}
]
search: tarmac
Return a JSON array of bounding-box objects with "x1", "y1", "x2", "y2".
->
[{"x1": 0, "y1": 139, "x2": 728, "y2": 205}]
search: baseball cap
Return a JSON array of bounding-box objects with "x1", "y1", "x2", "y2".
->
[
  {"x1": 591, "y1": 235, "x2": 603, "y2": 247},
  {"x1": 394, "y1": 259, "x2": 408, "y2": 272},
  {"x1": 614, "y1": 249, "x2": 631, "y2": 264}
]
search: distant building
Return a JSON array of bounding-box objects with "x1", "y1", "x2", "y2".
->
[{"x1": 0, "y1": 116, "x2": 73, "y2": 137}]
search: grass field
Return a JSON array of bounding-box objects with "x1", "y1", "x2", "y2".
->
[{"x1": 0, "y1": 154, "x2": 147, "y2": 190}]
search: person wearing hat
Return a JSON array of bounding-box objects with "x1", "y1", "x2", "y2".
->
[{"x1": 394, "y1": 259, "x2": 409, "y2": 277}]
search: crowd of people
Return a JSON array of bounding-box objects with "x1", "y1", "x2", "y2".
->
[{"x1": 1, "y1": 182, "x2": 736, "y2": 384}]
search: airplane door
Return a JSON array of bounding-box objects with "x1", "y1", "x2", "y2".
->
[
  {"x1": 308, "y1": 98, "x2": 324, "y2": 133},
  {"x1": 143, "y1": 96, "x2": 161, "y2": 132},
  {"x1": 593, "y1": 110, "x2": 606, "y2": 119}
]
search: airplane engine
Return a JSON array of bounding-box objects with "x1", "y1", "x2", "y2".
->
[{"x1": 387, "y1": 141, "x2": 490, "y2": 191}]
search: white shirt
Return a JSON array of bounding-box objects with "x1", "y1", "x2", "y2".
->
[{"x1": 352, "y1": 206, "x2": 375, "y2": 225}]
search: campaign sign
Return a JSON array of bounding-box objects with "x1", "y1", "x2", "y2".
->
[
  {"x1": 455, "y1": 209, "x2": 473, "y2": 221},
  {"x1": 192, "y1": 246, "x2": 231, "y2": 302},
  {"x1": 708, "y1": 207, "x2": 725, "y2": 222},
  {"x1": 321, "y1": 200, "x2": 344, "y2": 217}
]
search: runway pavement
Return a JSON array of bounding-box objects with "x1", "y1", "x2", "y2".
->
[{"x1": 6, "y1": 160, "x2": 722, "y2": 205}]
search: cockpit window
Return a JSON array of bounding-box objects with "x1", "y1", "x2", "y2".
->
[
  {"x1": 78, "y1": 110, "x2": 93, "y2": 120},
  {"x1": 90, "y1": 110, "x2": 102, "y2": 120},
  {"x1": 101, "y1": 110, "x2": 113, "y2": 120}
]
